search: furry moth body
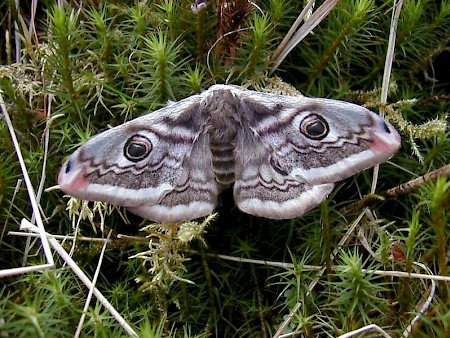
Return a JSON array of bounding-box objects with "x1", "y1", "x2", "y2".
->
[{"x1": 58, "y1": 85, "x2": 401, "y2": 223}]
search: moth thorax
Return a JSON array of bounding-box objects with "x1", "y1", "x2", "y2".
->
[
  {"x1": 210, "y1": 140, "x2": 236, "y2": 186},
  {"x1": 206, "y1": 88, "x2": 241, "y2": 139}
]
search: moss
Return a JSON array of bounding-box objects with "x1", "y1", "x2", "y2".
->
[{"x1": 0, "y1": 0, "x2": 449, "y2": 336}]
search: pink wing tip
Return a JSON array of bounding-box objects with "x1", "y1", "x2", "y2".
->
[
  {"x1": 58, "y1": 163, "x2": 90, "y2": 193},
  {"x1": 369, "y1": 121, "x2": 401, "y2": 154}
]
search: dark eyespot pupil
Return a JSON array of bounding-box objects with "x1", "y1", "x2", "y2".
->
[
  {"x1": 300, "y1": 114, "x2": 329, "y2": 140},
  {"x1": 128, "y1": 142, "x2": 147, "y2": 158},
  {"x1": 306, "y1": 120, "x2": 326, "y2": 136},
  {"x1": 124, "y1": 135, "x2": 152, "y2": 162}
]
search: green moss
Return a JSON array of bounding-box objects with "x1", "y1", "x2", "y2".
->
[{"x1": 1, "y1": 0, "x2": 449, "y2": 336}]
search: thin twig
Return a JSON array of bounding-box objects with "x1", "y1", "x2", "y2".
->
[
  {"x1": 384, "y1": 163, "x2": 450, "y2": 198},
  {"x1": 371, "y1": 0, "x2": 404, "y2": 194},
  {"x1": 23, "y1": 94, "x2": 53, "y2": 267},
  {"x1": 337, "y1": 324, "x2": 392, "y2": 338},
  {"x1": 34, "y1": 94, "x2": 53, "y2": 205},
  {"x1": 270, "y1": 0, "x2": 316, "y2": 62},
  {"x1": 200, "y1": 249, "x2": 442, "y2": 337},
  {"x1": 13, "y1": 0, "x2": 20, "y2": 62},
  {"x1": 402, "y1": 262, "x2": 436, "y2": 337},
  {"x1": 0, "y1": 179, "x2": 22, "y2": 243},
  {"x1": 20, "y1": 219, "x2": 138, "y2": 337},
  {"x1": 9, "y1": 231, "x2": 144, "y2": 243},
  {"x1": 272, "y1": 209, "x2": 367, "y2": 338},
  {"x1": 340, "y1": 162, "x2": 450, "y2": 214},
  {"x1": 0, "y1": 92, "x2": 55, "y2": 277},
  {"x1": 201, "y1": 250, "x2": 450, "y2": 282},
  {"x1": 74, "y1": 230, "x2": 113, "y2": 338},
  {"x1": 206, "y1": 27, "x2": 250, "y2": 80},
  {"x1": 270, "y1": 0, "x2": 339, "y2": 71}
]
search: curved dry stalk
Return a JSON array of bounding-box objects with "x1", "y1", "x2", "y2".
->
[
  {"x1": 337, "y1": 324, "x2": 392, "y2": 338},
  {"x1": 20, "y1": 220, "x2": 138, "y2": 337},
  {"x1": 403, "y1": 262, "x2": 436, "y2": 337},
  {"x1": 0, "y1": 92, "x2": 55, "y2": 278}
]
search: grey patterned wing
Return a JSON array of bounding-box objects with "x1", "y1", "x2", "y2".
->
[
  {"x1": 58, "y1": 96, "x2": 219, "y2": 223},
  {"x1": 233, "y1": 89, "x2": 400, "y2": 219},
  {"x1": 233, "y1": 127, "x2": 334, "y2": 219}
]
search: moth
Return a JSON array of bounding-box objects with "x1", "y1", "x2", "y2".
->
[{"x1": 58, "y1": 84, "x2": 401, "y2": 223}]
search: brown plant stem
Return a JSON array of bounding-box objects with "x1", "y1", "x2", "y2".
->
[{"x1": 340, "y1": 163, "x2": 450, "y2": 215}]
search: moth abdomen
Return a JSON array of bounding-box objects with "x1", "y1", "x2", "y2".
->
[{"x1": 210, "y1": 141, "x2": 236, "y2": 186}]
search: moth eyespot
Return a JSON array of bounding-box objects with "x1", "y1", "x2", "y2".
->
[
  {"x1": 124, "y1": 135, "x2": 152, "y2": 162},
  {"x1": 300, "y1": 114, "x2": 329, "y2": 140}
]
